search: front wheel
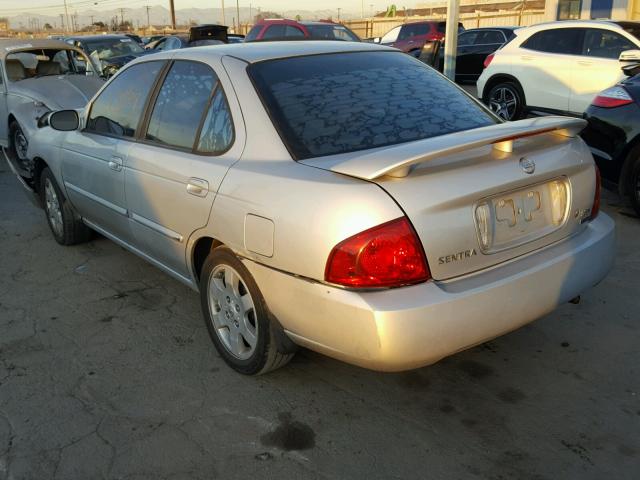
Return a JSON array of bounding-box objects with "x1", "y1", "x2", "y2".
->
[
  {"x1": 9, "y1": 121, "x2": 28, "y2": 163},
  {"x1": 200, "y1": 247, "x2": 295, "y2": 375},
  {"x1": 630, "y1": 155, "x2": 640, "y2": 216},
  {"x1": 40, "y1": 168, "x2": 91, "y2": 245},
  {"x1": 487, "y1": 82, "x2": 525, "y2": 121}
]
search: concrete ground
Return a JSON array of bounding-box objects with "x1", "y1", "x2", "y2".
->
[{"x1": 1, "y1": 160, "x2": 639, "y2": 480}]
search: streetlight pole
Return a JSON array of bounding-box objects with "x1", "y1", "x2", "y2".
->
[
  {"x1": 63, "y1": 0, "x2": 71, "y2": 33},
  {"x1": 443, "y1": 0, "x2": 460, "y2": 81},
  {"x1": 169, "y1": 0, "x2": 176, "y2": 29},
  {"x1": 221, "y1": 0, "x2": 226, "y2": 25},
  {"x1": 236, "y1": 0, "x2": 240, "y2": 32}
]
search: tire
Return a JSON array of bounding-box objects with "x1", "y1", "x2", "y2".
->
[
  {"x1": 487, "y1": 81, "x2": 525, "y2": 121},
  {"x1": 40, "y1": 167, "x2": 91, "y2": 245},
  {"x1": 629, "y1": 155, "x2": 640, "y2": 216},
  {"x1": 9, "y1": 121, "x2": 28, "y2": 163},
  {"x1": 200, "y1": 246, "x2": 295, "y2": 375}
]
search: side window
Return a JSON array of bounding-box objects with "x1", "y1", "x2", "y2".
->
[
  {"x1": 521, "y1": 28, "x2": 584, "y2": 55},
  {"x1": 86, "y1": 61, "x2": 163, "y2": 138},
  {"x1": 165, "y1": 37, "x2": 182, "y2": 50},
  {"x1": 583, "y1": 29, "x2": 636, "y2": 59},
  {"x1": 263, "y1": 25, "x2": 286, "y2": 39},
  {"x1": 380, "y1": 26, "x2": 401, "y2": 43},
  {"x1": 477, "y1": 31, "x2": 506, "y2": 44},
  {"x1": 197, "y1": 86, "x2": 234, "y2": 154},
  {"x1": 245, "y1": 25, "x2": 262, "y2": 42},
  {"x1": 457, "y1": 32, "x2": 477, "y2": 46},
  {"x1": 284, "y1": 25, "x2": 305, "y2": 38},
  {"x1": 399, "y1": 24, "x2": 429, "y2": 40},
  {"x1": 145, "y1": 61, "x2": 216, "y2": 150}
]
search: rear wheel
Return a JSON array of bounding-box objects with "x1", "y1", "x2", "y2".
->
[
  {"x1": 40, "y1": 168, "x2": 91, "y2": 245},
  {"x1": 487, "y1": 81, "x2": 525, "y2": 121},
  {"x1": 200, "y1": 247, "x2": 295, "y2": 375}
]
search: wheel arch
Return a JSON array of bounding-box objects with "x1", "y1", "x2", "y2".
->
[
  {"x1": 191, "y1": 235, "x2": 224, "y2": 284},
  {"x1": 481, "y1": 74, "x2": 526, "y2": 105},
  {"x1": 617, "y1": 135, "x2": 640, "y2": 197}
]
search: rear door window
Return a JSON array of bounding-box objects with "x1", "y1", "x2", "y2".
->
[
  {"x1": 249, "y1": 51, "x2": 496, "y2": 160},
  {"x1": 284, "y1": 25, "x2": 305, "y2": 38},
  {"x1": 145, "y1": 61, "x2": 217, "y2": 150},
  {"x1": 457, "y1": 32, "x2": 478, "y2": 46},
  {"x1": 521, "y1": 28, "x2": 584, "y2": 55},
  {"x1": 245, "y1": 25, "x2": 262, "y2": 42},
  {"x1": 86, "y1": 61, "x2": 164, "y2": 138},
  {"x1": 263, "y1": 25, "x2": 286, "y2": 39},
  {"x1": 476, "y1": 30, "x2": 506, "y2": 44},
  {"x1": 582, "y1": 28, "x2": 636, "y2": 59}
]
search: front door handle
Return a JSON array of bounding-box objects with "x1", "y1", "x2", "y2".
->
[
  {"x1": 108, "y1": 156, "x2": 123, "y2": 172},
  {"x1": 187, "y1": 178, "x2": 209, "y2": 197}
]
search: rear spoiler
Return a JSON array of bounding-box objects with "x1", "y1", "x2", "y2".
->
[{"x1": 327, "y1": 116, "x2": 586, "y2": 180}]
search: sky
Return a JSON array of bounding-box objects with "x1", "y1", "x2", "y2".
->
[{"x1": 0, "y1": 0, "x2": 412, "y2": 16}]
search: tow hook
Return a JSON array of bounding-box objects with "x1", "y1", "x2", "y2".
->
[{"x1": 569, "y1": 296, "x2": 581, "y2": 305}]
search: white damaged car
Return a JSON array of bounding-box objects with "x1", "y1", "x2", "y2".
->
[{"x1": 0, "y1": 39, "x2": 104, "y2": 188}]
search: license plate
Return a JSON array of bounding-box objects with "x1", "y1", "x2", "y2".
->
[{"x1": 474, "y1": 178, "x2": 570, "y2": 253}]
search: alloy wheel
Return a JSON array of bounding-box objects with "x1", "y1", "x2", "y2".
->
[
  {"x1": 44, "y1": 178, "x2": 63, "y2": 238},
  {"x1": 489, "y1": 87, "x2": 518, "y2": 120},
  {"x1": 207, "y1": 264, "x2": 258, "y2": 360}
]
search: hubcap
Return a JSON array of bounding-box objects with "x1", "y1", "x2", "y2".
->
[
  {"x1": 13, "y1": 127, "x2": 28, "y2": 161},
  {"x1": 489, "y1": 87, "x2": 518, "y2": 120},
  {"x1": 44, "y1": 178, "x2": 63, "y2": 238},
  {"x1": 207, "y1": 264, "x2": 257, "y2": 360}
]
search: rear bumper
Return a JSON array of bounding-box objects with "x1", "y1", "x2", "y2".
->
[{"x1": 245, "y1": 213, "x2": 615, "y2": 371}]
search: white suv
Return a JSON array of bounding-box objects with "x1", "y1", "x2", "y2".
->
[{"x1": 477, "y1": 20, "x2": 640, "y2": 120}]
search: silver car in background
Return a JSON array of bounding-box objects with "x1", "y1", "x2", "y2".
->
[
  {"x1": 0, "y1": 39, "x2": 103, "y2": 187},
  {"x1": 19, "y1": 42, "x2": 615, "y2": 375}
]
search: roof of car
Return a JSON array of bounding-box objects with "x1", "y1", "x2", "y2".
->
[
  {"x1": 67, "y1": 34, "x2": 132, "y2": 41},
  {"x1": 0, "y1": 38, "x2": 78, "y2": 59},
  {"x1": 520, "y1": 19, "x2": 640, "y2": 32},
  {"x1": 463, "y1": 26, "x2": 519, "y2": 32},
  {"x1": 167, "y1": 40, "x2": 393, "y2": 64}
]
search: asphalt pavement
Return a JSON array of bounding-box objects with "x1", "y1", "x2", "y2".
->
[{"x1": 0, "y1": 158, "x2": 638, "y2": 479}]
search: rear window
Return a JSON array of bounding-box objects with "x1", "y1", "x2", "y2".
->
[
  {"x1": 249, "y1": 51, "x2": 496, "y2": 160},
  {"x1": 305, "y1": 24, "x2": 360, "y2": 42}
]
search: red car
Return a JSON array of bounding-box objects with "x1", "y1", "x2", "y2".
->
[
  {"x1": 245, "y1": 19, "x2": 360, "y2": 42},
  {"x1": 377, "y1": 21, "x2": 465, "y2": 57}
]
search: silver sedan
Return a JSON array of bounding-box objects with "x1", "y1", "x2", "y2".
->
[{"x1": 18, "y1": 41, "x2": 615, "y2": 374}]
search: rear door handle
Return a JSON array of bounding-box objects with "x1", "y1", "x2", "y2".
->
[
  {"x1": 108, "y1": 156, "x2": 123, "y2": 172},
  {"x1": 187, "y1": 178, "x2": 209, "y2": 197}
]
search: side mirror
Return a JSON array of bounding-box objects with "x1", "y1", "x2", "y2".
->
[
  {"x1": 49, "y1": 110, "x2": 79, "y2": 131},
  {"x1": 619, "y1": 49, "x2": 640, "y2": 62},
  {"x1": 622, "y1": 63, "x2": 640, "y2": 77}
]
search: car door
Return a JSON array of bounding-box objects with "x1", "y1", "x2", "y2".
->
[
  {"x1": 124, "y1": 59, "x2": 241, "y2": 278},
  {"x1": 459, "y1": 30, "x2": 506, "y2": 79},
  {"x1": 61, "y1": 60, "x2": 165, "y2": 242},
  {"x1": 394, "y1": 23, "x2": 429, "y2": 54},
  {"x1": 569, "y1": 28, "x2": 636, "y2": 114},
  {"x1": 513, "y1": 28, "x2": 584, "y2": 112},
  {"x1": 454, "y1": 31, "x2": 479, "y2": 77},
  {"x1": 262, "y1": 24, "x2": 286, "y2": 40}
]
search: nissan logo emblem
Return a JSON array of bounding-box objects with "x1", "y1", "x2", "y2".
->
[{"x1": 520, "y1": 157, "x2": 535, "y2": 174}]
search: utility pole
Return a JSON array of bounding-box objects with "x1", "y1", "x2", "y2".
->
[
  {"x1": 443, "y1": 0, "x2": 460, "y2": 81},
  {"x1": 221, "y1": 0, "x2": 226, "y2": 26},
  {"x1": 63, "y1": 0, "x2": 71, "y2": 32},
  {"x1": 249, "y1": 3, "x2": 252, "y2": 23},
  {"x1": 145, "y1": 5, "x2": 151, "y2": 29},
  {"x1": 236, "y1": 0, "x2": 240, "y2": 31},
  {"x1": 59, "y1": 13, "x2": 64, "y2": 31},
  {"x1": 119, "y1": 8, "x2": 125, "y2": 28},
  {"x1": 361, "y1": 0, "x2": 364, "y2": 18},
  {"x1": 169, "y1": 0, "x2": 176, "y2": 29},
  {"x1": 337, "y1": 7, "x2": 341, "y2": 20}
]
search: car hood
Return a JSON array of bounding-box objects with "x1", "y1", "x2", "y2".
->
[
  {"x1": 103, "y1": 50, "x2": 155, "y2": 66},
  {"x1": 11, "y1": 75, "x2": 104, "y2": 110}
]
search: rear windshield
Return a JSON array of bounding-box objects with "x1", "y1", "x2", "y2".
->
[
  {"x1": 618, "y1": 22, "x2": 640, "y2": 41},
  {"x1": 249, "y1": 51, "x2": 496, "y2": 160}
]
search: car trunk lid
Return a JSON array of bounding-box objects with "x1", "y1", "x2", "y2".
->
[{"x1": 301, "y1": 117, "x2": 597, "y2": 280}]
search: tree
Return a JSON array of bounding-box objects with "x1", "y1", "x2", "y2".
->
[
  {"x1": 93, "y1": 21, "x2": 106, "y2": 29},
  {"x1": 43, "y1": 23, "x2": 53, "y2": 30},
  {"x1": 254, "y1": 11, "x2": 281, "y2": 22}
]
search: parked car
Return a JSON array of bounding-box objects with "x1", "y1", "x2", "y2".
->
[
  {"x1": 375, "y1": 21, "x2": 465, "y2": 57},
  {"x1": 245, "y1": 19, "x2": 360, "y2": 42},
  {"x1": 478, "y1": 20, "x2": 640, "y2": 120},
  {"x1": 66, "y1": 34, "x2": 155, "y2": 77},
  {"x1": 146, "y1": 25, "x2": 230, "y2": 52},
  {"x1": 143, "y1": 35, "x2": 165, "y2": 45},
  {"x1": 228, "y1": 34, "x2": 245, "y2": 43},
  {"x1": 436, "y1": 27, "x2": 518, "y2": 82},
  {"x1": 21, "y1": 42, "x2": 614, "y2": 375},
  {"x1": 0, "y1": 39, "x2": 103, "y2": 188},
  {"x1": 582, "y1": 67, "x2": 640, "y2": 215}
]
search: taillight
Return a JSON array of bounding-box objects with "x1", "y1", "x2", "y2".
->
[
  {"x1": 591, "y1": 86, "x2": 634, "y2": 108},
  {"x1": 325, "y1": 217, "x2": 431, "y2": 288},
  {"x1": 590, "y1": 166, "x2": 601, "y2": 220},
  {"x1": 483, "y1": 53, "x2": 494, "y2": 69}
]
